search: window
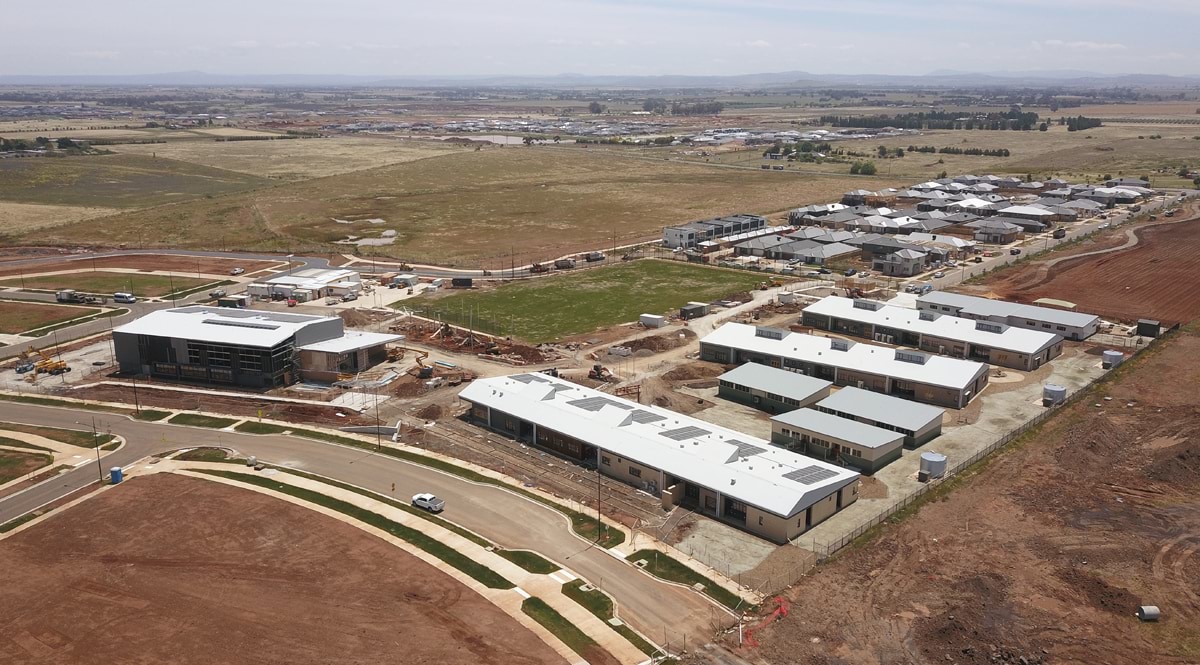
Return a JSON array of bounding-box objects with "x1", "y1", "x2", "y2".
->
[
  {"x1": 629, "y1": 466, "x2": 641, "y2": 478},
  {"x1": 1057, "y1": 326, "x2": 1066, "y2": 331},
  {"x1": 601, "y1": 455, "x2": 611, "y2": 466},
  {"x1": 758, "y1": 516, "x2": 764, "y2": 526},
  {"x1": 1042, "y1": 323, "x2": 1051, "y2": 329}
]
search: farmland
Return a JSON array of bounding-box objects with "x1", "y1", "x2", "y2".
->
[
  {"x1": 21, "y1": 147, "x2": 877, "y2": 264},
  {"x1": 981, "y1": 201, "x2": 1200, "y2": 325},
  {"x1": 0, "y1": 154, "x2": 269, "y2": 208},
  {"x1": 112, "y1": 136, "x2": 469, "y2": 180},
  {"x1": 0, "y1": 271, "x2": 215, "y2": 297},
  {"x1": 0, "y1": 473, "x2": 566, "y2": 665},
  {"x1": 0, "y1": 301, "x2": 100, "y2": 334},
  {"x1": 407, "y1": 260, "x2": 767, "y2": 342}
]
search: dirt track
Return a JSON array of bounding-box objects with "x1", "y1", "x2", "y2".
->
[
  {"x1": 743, "y1": 326, "x2": 1200, "y2": 664},
  {"x1": 984, "y1": 201, "x2": 1200, "y2": 325},
  {"x1": 0, "y1": 254, "x2": 280, "y2": 277},
  {"x1": 0, "y1": 473, "x2": 565, "y2": 665}
]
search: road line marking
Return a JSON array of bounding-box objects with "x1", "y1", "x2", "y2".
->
[
  {"x1": 72, "y1": 459, "x2": 91, "y2": 467},
  {"x1": 514, "y1": 587, "x2": 531, "y2": 599},
  {"x1": 547, "y1": 572, "x2": 564, "y2": 584},
  {"x1": 558, "y1": 570, "x2": 575, "y2": 582}
]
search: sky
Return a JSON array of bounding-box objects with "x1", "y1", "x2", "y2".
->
[{"x1": 5, "y1": 0, "x2": 1197, "y2": 78}]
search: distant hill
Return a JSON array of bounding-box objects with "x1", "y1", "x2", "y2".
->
[{"x1": 1, "y1": 70, "x2": 1197, "y2": 89}]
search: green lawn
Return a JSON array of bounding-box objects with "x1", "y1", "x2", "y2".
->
[
  {"x1": 495, "y1": 549, "x2": 559, "y2": 574},
  {"x1": 175, "y1": 447, "x2": 237, "y2": 463},
  {"x1": 520, "y1": 597, "x2": 608, "y2": 663},
  {"x1": 132, "y1": 409, "x2": 172, "y2": 421},
  {"x1": 405, "y1": 260, "x2": 768, "y2": 342},
  {"x1": 562, "y1": 580, "x2": 661, "y2": 656},
  {"x1": 0, "y1": 436, "x2": 53, "y2": 452},
  {"x1": 168, "y1": 413, "x2": 237, "y2": 429},
  {"x1": 627, "y1": 549, "x2": 749, "y2": 612},
  {"x1": 0, "y1": 271, "x2": 215, "y2": 298},
  {"x1": 0, "y1": 421, "x2": 114, "y2": 448}
]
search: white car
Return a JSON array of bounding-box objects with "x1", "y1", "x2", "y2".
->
[
  {"x1": 1098, "y1": 223, "x2": 1110, "y2": 229},
  {"x1": 412, "y1": 493, "x2": 445, "y2": 513},
  {"x1": 933, "y1": 271, "x2": 946, "y2": 279},
  {"x1": 230, "y1": 267, "x2": 246, "y2": 275}
]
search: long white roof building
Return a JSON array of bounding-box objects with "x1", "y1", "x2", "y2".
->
[{"x1": 459, "y1": 372, "x2": 859, "y2": 519}]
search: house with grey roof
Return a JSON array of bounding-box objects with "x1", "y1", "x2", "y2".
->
[
  {"x1": 770, "y1": 409, "x2": 905, "y2": 474},
  {"x1": 872, "y1": 248, "x2": 927, "y2": 276},
  {"x1": 966, "y1": 219, "x2": 1022, "y2": 243},
  {"x1": 734, "y1": 234, "x2": 793, "y2": 257}
]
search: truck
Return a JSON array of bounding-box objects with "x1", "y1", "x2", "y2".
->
[
  {"x1": 1052, "y1": 228, "x2": 1067, "y2": 239},
  {"x1": 584, "y1": 251, "x2": 606, "y2": 262},
  {"x1": 56, "y1": 289, "x2": 84, "y2": 303},
  {"x1": 411, "y1": 493, "x2": 445, "y2": 513},
  {"x1": 554, "y1": 258, "x2": 577, "y2": 269},
  {"x1": 529, "y1": 262, "x2": 551, "y2": 274}
]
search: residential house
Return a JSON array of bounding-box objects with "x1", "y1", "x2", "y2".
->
[{"x1": 966, "y1": 219, "x2": 1021, "y2": 243}]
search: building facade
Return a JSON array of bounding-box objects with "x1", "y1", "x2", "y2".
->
[{"x1": 716, "y1": 363, "x2": 832, "y2": 414}]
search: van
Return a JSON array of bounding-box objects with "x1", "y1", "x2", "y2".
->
[{"x1": 113, "y1": 292, "x2": 137, "y2": 304}]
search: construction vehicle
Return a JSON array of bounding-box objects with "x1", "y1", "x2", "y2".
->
[
  {"x1": 56, "y1": 290, "x2": 86, "y2": 304},
  {"x1": 845, "y1": 287, "x2": 866, "y2": 298},
  {"x1": 588, "y1": 364, "x2": 613, "y2": 381},
  {"x1": 529, "y1": 262, "x2": 551, "y2": 274}
]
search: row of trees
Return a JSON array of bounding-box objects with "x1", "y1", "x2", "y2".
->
[
  {"x1": 849, "y1": 161, "x2": 878, "y2": 175},
  {"x1": 1, "y1": 136, "x2": 79, "y2": 151},
  {"x1": 905, "y1": 145, "x2": 1012, "y2": 157},
  {"x1": 820, "y1": 109, "x2": 1040, "y2": 131},
  {"x1": 1065, "y1": 115, "x2": 1103, "y2": 131}
]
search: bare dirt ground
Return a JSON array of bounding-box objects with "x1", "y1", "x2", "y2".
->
[
  {"x1": 741, "y1": 326, "x2": 1200, "y2": 665},
  {"x1": 975, "y1": 201, "x2": 1200, "y2": 325},
  {"x1": 65, "y1": 383, "x2": 373, "y2": 426},
  {"x1": 0, "y1": 473, "x2": 565, "y2": 665},
  {"x1": 0, "y1": 201, "x2": 120, "y2": 234},
  {"x1": 0, "y1": 253, "x2": 280, "y2": 277}
]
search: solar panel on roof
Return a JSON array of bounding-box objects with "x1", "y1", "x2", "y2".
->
[
  {"x1": 783, "y1": 465, "x2": 840, "y2": 485},
  {"x1": 628, "y1": 410, "x2": 666, "y2": 424},
  {"x1": 510, "y1": 374, "x2": 549, "y2": 384},
  {"x1": 727, "y1": 439, "x2": 767, "y2": 457},
  {"x1": 660, "y1": 425, "x2": 710, "y2": 441},
  {"x1": 568, "y1": 396, "x2": 633, "y2": 412}
]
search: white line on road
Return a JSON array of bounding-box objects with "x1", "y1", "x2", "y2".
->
[{"x1": 514, "y1": 587, "x2": 531, "y2": 599}]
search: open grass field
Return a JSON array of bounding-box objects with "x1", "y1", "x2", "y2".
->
[
  {"x1": 0, "y1": 271, "x2": 214, "y2": 297},
  {"x1": 0, "y1": 421, "x2": 113, "y2": 448},
  {"x1": 113, "y1": 136, "x2": 469, "y2": 180},
  {"x1": 409, "y1": 260, "x2": 765, "y2": 342},
  {"x1": 0, "y1": 255, "x2": 280, "y2": 278},
  {"x1": 0, "y1": 154, "x2": 270, "y2": 208},
  {"x1": 0, "y1": 202, "x2": 121, "y2": 235},
  {"x1": 0, "y1": 473, "x2": 566, "y2": 665},
  {"x1": 19, "y1": 147, "x2": 880, "y2": 264},
  {"x1": 0, "y1": 301, "x2": 99, "y2": 334}
]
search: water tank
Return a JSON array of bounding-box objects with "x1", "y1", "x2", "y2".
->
[
  {"x1": 110, "y1": 467, "x2": 123, "y2": 484},
  {"x1": 1102, "y1": 350, "x2": 1124, "y2": 369},
  {"x1": 919, "y1": 452, "x2": 947, "y2": 480},
  {"x1": 246, "y1": 456, "x2": 257, "y2": 467},
  {"x1": 1043, "y1": 383, "x2": 1068, "y2": 407},
  {"x1": 1137, "y1": 605, "x2": 1161, "y2": 621}
]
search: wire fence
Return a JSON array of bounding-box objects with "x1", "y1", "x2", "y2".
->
[{"x1": 808, "y1": 322, "x2": 1181, "y2": 561}]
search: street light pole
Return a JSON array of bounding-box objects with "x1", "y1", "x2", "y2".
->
[{"x1": 91, "y1": 417, "x2": 103, "y2": 482}]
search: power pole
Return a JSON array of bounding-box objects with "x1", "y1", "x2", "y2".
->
[{"x1": 91, "y1": 417, "x2": 103, "y2": 482}]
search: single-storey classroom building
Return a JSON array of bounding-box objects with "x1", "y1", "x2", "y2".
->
[
  {"x1": 699, "y1": 323, "x2": 990, "y2": 409},
  {"x1": 770, "y1": 408, "x2": 905, "y2": 474},
  {"x1": 815, "y1": 386, "x2": 944, "y2": 448},
  {"x1": 802, "y1": 296, "x2": 1063, "y2": 371},
  {"x1": 717, "y1": 363, "x2": 833, "y2": 414},
  {"x1": 917, "y1": 291, "x2": 1100, "y2": 340},
  {"x1": 459, "y1": 373, "x2": 860, "y2": 543}
]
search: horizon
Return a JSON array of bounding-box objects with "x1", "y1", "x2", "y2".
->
[{"x1": 4, "y1": 0, "x2": 1197, "y2": 79}]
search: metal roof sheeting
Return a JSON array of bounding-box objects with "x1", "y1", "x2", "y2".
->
[
  {"x1": 770, "y1": 409, "x2": 904, "y2": 449},
  {"x1": 918, "y1": 291, "x2": 1100, "y2": 329},
  {"x1": 459, "y1": 373, "x2": 859, "y2": 518},
  {"x1": 718, "y1": 363, "x2": 832, "y2": 403},
  {"x1": 816, "y1": 386, "x2": 944, "y2": 433}
]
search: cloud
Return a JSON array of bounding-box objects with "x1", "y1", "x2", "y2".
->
[
  {"x1": 1036, "y1": 39, "x2": 1126, "y2": 51},
  {"x1": 230, "y1": 40, "x2": 259, "y2": 49},
  {"x1": 745, "y1": 39, "x2": 771, "y2": 48}
]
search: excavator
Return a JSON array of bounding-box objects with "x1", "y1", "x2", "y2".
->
[{"x1": 387, "y1": 345, "x2": 433, "y2": 378}]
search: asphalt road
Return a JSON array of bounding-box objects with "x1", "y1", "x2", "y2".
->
[{"x1": 0, "y1": 402, "x2": 728, "y2": 650}]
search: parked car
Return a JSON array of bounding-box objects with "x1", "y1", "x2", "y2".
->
[
  {"x1": 230, "y1": 267, "x2": 245, "y2": 275},
  {"x1": 844, "y1": 268, "x2": 857, "y2": 276},
  {"x1": 341, "y1": 292, "x2": 358, "y2": 302},
  {"x1": 817, "y1": 268, "x2": 831, "y2": 274},
  {"x1": 112, "y1": 292, "x2": 137, "y2": 304},
  {"x1": 15, "y1": 362, "x2": 35, "y2": 374},
  {"x1": 1098, "y1": 222, "x2": 1110, "y2": 229},
  {"x1": 973, "y1": 256, "x2": 983, "y2": 263},
  {"x1": 918, "y1": 284, "x2": 934, "y2": 295},
  {"x1": 806, "y1": 270, "x2": 823, "y2": 277},
  {"x1": 933, "y1": 271, "x2": 946, "y2": 279},
  {"x1": 412, "y1": 493, "x2": 445, "y2": 513},
  {"x1": 1009, "y1": 248, "x2": 1022, "y2": 255},
  {"x1": 209, "y1": 289, "x2": 226, "y2": 299}
]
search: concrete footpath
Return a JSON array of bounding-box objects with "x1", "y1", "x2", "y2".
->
[{"x1": 130, "y1": 459, "x2": 652, "y2": 665}]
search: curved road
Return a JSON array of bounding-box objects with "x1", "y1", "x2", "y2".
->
[{"x1": 0, "y1": 402, "x2": 729, "y2": 651}]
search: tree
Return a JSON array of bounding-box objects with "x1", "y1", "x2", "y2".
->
[
  {"x1": 1194, "y1": 176, "x2": 1200, "y2": 188},
  {"x1": 588, "y1": 101, "x2": 604, "y2": 114},
  {"x1": 859, "y1": 161, "x2": 877, "y2": 176},
  {"x1": 877, "y1": 145, "x2": 888, "y2": 158},
  {"x1": 1038, "y1": 122, "x2": 1049, "y2": 132},
  {"x1": 56, "y1": 137, "x2": 75, "y2": 150},
  {"x1": 522, "y1": 136, "x2": 535, "y2": 146},
  {"x1": 937, "y1": 170, "x2": 948, "y2": 179},
  {"x1": 1179, "y1": 167, "x2": 1190, "y2": 177},
  {"x1": 642, "y1": 97, "x2": 668, "y2": 114},
  {"x1": 849, "y1": 162, "x2": 861, "y2": 175},
  {"x1": 893, "y1": 147, "x2": 905, "y2": 158}
]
